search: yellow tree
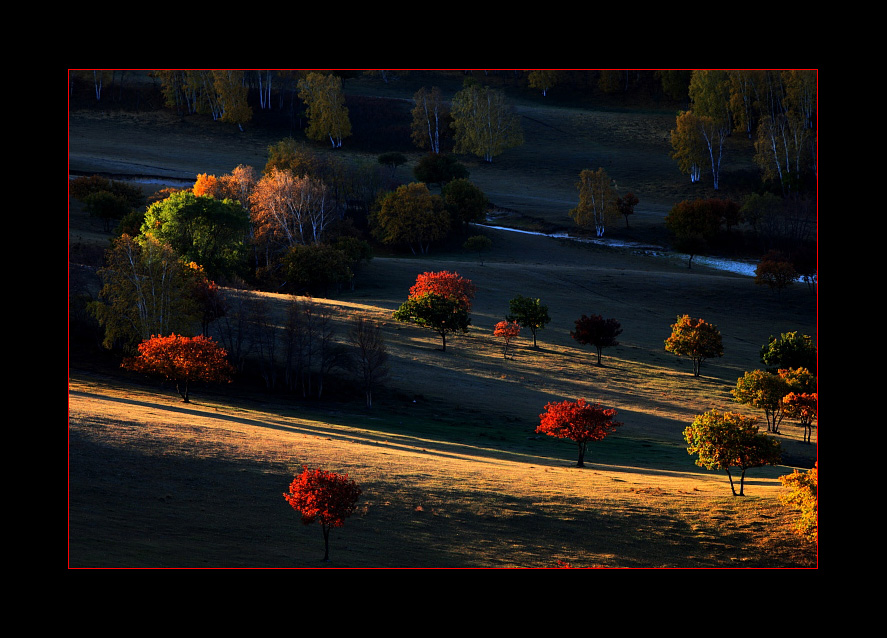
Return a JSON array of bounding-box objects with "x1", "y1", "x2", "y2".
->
[
  {"x1": 569, "y1": 168, "x2": 618, "y2": 237},
  {"x1": 371, "y1": 182, "x2": 450, "y2": 254},
  {"x1": 212, "y1": 70, "x2": 252, "y2": 130},
  {"x1": 670, "y1": 111, "x2": 706, "y2": 183},
  {"x1": 411, "y1": 86, "x2": 448, "y2": 154},
  {"x1": 688, "y1": 70, "x2": 732, "y2": 189},
  {"x1": 451, "y1": 82, "x2": 523, "y2": 163},
  {"x1": 527, "y1": 70, "x2": 563, "y2": 96},
  {"x1": 297, "y1": 72, "x2": 352, "y2": 148},
  {"x1": 90, "y1": 234, "x2": 201, "y2": 350}
]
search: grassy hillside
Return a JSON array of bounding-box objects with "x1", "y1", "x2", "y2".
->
[{"x1": 68, "y1": 71, "x2": 817, "y2": 568}]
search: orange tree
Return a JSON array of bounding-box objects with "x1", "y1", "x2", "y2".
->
[
  {"x1": 782, "y1": 391, "x2": 818, "y2": 443},
  {"x1": 571, "y1": 314, "x2": 622, "y2": 366},
  {"x1": 537, "y1": 398, "x2": 622, "y2": 467},
  {"x1": 283, "y1": 468, "x2": 362, "y2": 562},
  {"x1": 494, "y1": 320, "x2": 521, "y2": 358},
  {"x1": 664, "y1": 314, "x2": 723, "y2": 377},
  {"x1": 779, "y1": 463, "x2": 818, "y2": 544},
  {"x1": 683, "y1": 409, "x2": 781, "y2": 496},
  {"x1": 122, "y1": 334, "x2": 234, "y2": 402}
]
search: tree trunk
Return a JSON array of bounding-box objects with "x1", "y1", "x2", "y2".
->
[
  {"x1": 576, "y1": 442, "x2": 587, "y2": 467},
  {"x1": 726, "y1": 469, "x2": 737, "y2": 496},
  {"x1": 322, "y1": 525, "x2": 331, "y2": 561}
]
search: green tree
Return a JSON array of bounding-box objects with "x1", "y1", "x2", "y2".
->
[
  {"x1": 664, "y1": 199, "x2": 724, "y2": 268},
  {"x1": 664, "y1": 315, "x2": 723, "y2": 377},
  {"x1": 413, "y1": 153, "x2": 468, "y2": 186},
  {"x1": 732, "y1": 369, "x2": 790, "y2": 433},
  {"x1": 141, "y1": 190, "x2": 249, "y2": 280},
  {"x1": 377, "y1": 151, "x2": 407, "y2": 178},
  {"x1": 394, "y1": 292, "x2": 470, "y2": 352},
  {"x1": 506, "y1": 295, "x2": 551, "y2": 348},
  {"x1": 371, "y1": 182, "x2": 450, "y2": 254},
  {"x1": 83, "y1": 190, "x2": 132, "y2": 232},
  {"x1": 463, "y1": 235, "x2": 492, "y2": 265},
  {"x1": 297, "y1": 72, "x2": 352, "y2": 148},
  {"x1": 281, "y1": 243, "x2": 352, "y2": 297},
  {"x1": 451, "y1": 82, "x2": 523, "y2": 163},
  {"x1": 683, "y1": 409, "x2": 781, "y2": 496},
  {"x1": 90, "y1": 234, "x2": 201, "y2": 350},
  {"x1": 761, "y1": 331, "x2": 817, "y2": 374},
  {"x1": 442, "y1": 178, "x2": 488, "y2": 231},
  {"x1": 569, "y1": 168, "x2": 618, "y2": 237}
]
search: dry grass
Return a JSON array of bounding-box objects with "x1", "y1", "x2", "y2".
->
[
  {"x1": 68, "y1": 75, "x2": 817, "y2": 568},
  {"x1": 69, "y1": 371, "x2": 816, "y2": 568}
]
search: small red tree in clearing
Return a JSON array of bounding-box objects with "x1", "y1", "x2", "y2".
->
[
  {"x1": 283, "y1": 468, "x2": 363, "y2": 562},
  {"x1": 409, "y1": 270, "x2": 476, "y2": 312},
  {"x1": 122, "y1": 334, "x2": 234, "y2": 402},
  {"x1": 537, "y1": 398, "x2": 623, "y2": 467},
  {"x1": 494, "y1": 320, "x2": 521, "y2": 358}
]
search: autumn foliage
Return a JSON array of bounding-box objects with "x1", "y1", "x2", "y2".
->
[
  {"x1": 494, "y1": 320, "x2": 521, "y2": 358},
  {"x1": 283, "y1": 468, "x2": 362, "y2": 561},
  {"x1": 664, "y1": 314, "x2": 724, "y2": 376},
  {"x1": 683, "y1": 409, "x2": 781, "y2": 496},
  {"x1": 537, "y1": 398, "x2": 623, "y2": 467},
  {"x1": 395, "y1": 271, "x2": 476, "y2": 352},
  {"x1": 122, "y1": 334, "x2": 234, "y2": 402},
  {"x1": 409, "y1": 271, "x2": 476, "y2": 312},
  {"x1": 779, "y1": 463, "x2": 818, "y2": 543}
]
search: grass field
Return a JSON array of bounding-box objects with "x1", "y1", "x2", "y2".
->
[{"x1": 68, "y1": 72, "x2": 817, "y2": 568}]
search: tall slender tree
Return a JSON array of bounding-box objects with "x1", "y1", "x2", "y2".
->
[{"x1": 451, "y1": 82, "x2": 523, "y2": 163}]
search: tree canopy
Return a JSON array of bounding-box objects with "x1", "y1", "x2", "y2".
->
[
  {"x1": 450, "y1": 82, "x2": 523, "y2": 162},
  {"x1": 683, "y1": 409, "x2": 781, "y2": 496},
  {"x1": 371, "y1": 183, "x2": 450, "y2": 254},
  {"x1": 141, "y1": 190, "x2": 249, "y2": 280},
  {"x1": 506, "y1": 295, "x2": 551, "y2": 348},
  {"x1": 297, "y1": 72, "x2": 352, "y2": 148},
  {"x1": 571, "y1": 314, "x2": 623, "y2": 366},
  {"x1": 537, "y1": 398, "x2": 622, "y2": 467},
  {"x1": 283, "y1": 468, "x2": 362, "y2": 561},
  {"x1": 122, "y1": 333, "x2": 234, "y2": 402},
  {"x1": 664, "y1": 315, "x2": 724, "y2": 376},
  {"x1": 569, "y1": 168, "x2": 618, "y2": 237}
]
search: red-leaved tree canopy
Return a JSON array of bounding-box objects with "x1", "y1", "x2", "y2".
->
[
  {"x1": 122, "y1": 334, "x2": 234, "y2": 403},
  {"x1": 537, "y1": 398, "x2": 623, "y2": 467},
  {"x1": 283, "y1": 468, "x2": 363, "y2": 562},
  {"x1": 409, "y1": 270, "x2": 476, "y2": 311}
]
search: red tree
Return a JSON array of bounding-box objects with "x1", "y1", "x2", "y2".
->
[
  {"x1": 409, "y1": 270, "x2": 476, "y2": 311},
  {"x1": 283, "y1": 468, "x2": 362, "y2": 562},
  {"x1": 494, "y1": 320, "x2": 521, "y2": 358},
  {"x1": 537, "y1": 398, "x2": 623, "y2": 467},
  {"x1": 122, "y1": 334, "x2": 234, "y2": 402},
  {"x1": 571, "y1": 314, "x2": 622, "y2": 366}
]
